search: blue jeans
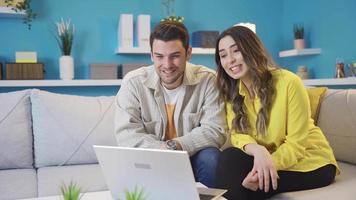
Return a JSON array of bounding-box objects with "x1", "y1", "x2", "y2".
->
[{"x1": 190, "y1": 147, "x2": 221, "y2": 188}]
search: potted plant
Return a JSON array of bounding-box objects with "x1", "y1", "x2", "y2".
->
[
  {"x1": 60, "y1": 181, "x2": 84, "y2": 200},
  {"x1": 293, "y1": 24, "x2": 305, "y2": 49},
  {"x1": 4, "y1": 0, "x2": 36, "y2": 30},
  {"x1": 55, "y1": 18, "x2": 75, "y2": 80},
  {"x1": 160, "y1": 0, "x2": 184, "y2": 23},
  {"x1": 124, "y1": 186, "x2": 146, "y2": 200}
]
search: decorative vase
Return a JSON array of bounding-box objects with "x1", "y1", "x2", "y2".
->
[
  {"x1": 59, "y1": 55, "x2": 74, "y2": 80},
  {"x1": 294, "y1": 39, "x2": 305, "y2": 49}
]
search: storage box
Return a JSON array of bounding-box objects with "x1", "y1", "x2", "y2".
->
[
  {"x1": 192, "y1": 31, "x2": 219, "y2": 48},
  {"x1": 15, "y1": 51, "x2": 37, "y2": 63},
  {"x1": 120, "y1": 63, "x2": 147, "y2": 78},
  {"x1": 6, "y1": 63, "x2": 44, "y2": 80},
  {"x1": 90, "y1": 64, "x2": 118, "y2": 79}
]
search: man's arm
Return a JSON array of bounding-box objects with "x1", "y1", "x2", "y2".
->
[
  {"x1": 174, "y1": 75, "x2": 227, "y2": 155},
  {"x1": 114, "y1": 78, "x2": 165, "y2": 148}
]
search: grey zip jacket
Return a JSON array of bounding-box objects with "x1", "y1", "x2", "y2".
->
[{"x1": 114, "y1": 62, "x2": 226, "y2": 155}]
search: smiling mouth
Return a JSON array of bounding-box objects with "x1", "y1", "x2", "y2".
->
[
  {"x1": 162, "y1": 69, "x2": 176, "y2": 75},
  {"x1": 230, "y1": 64, "x2": 243, "y2": 73}
]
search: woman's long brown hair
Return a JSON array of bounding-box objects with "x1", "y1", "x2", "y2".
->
[{"x1": 215, "y1": 26, "x2": 276, "y2": 135}]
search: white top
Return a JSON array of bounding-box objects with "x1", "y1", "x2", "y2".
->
[{"x1": 162, "y1": 84, "x2": 185, "y2": 105}]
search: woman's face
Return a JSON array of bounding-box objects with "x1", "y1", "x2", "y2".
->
[{"x1": 218, "y1": 35, "x2": 250, "y2": 80}]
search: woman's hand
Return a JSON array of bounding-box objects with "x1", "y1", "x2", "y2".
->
[
  {"x1": 242, "y1": 171, "x2": 259, "y2": 191},
  {"x1": 244, "y1": 143, "x2": 279, "y2": 192}
]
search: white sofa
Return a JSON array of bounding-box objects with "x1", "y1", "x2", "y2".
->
[
  {"x1": 0, "y1": 89, "x2": 115, "y2": 199},
  {"x1": 0, "y1": 89, "x2": 355, "y2": 200}
]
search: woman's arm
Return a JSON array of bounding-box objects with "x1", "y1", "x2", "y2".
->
[
  {"x1": 244, "y1": 143, "x2": 279, "y2": 192},
  {"x1": 271, "y1": 76, "x2": 310, "y2": 170}
]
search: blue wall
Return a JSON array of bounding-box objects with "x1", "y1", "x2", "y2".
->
[
  {"x1": 0, "y1": 0, "x2": 282, "y2": 76},
  {"x1": 2, "y1": 0, "x2": 355, "y2": 95},
  {"x1": 280, "y1": 0, "x2": 356, "y2": 78},
  {"x1": 0, "y1": 0, "x2": 283, "y2": 95}
]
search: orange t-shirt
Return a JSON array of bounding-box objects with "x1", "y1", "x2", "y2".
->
[{"x1": 162, "y1": 85, "x2": 184, "y2": 141}]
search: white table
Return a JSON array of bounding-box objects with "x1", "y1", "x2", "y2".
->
[
  {"x1": 21, "y1": 183, "x2": 227, "y2": 200},
  {"x1": 20, "y1": 191, "x2": 113, "y2": 200},
  {"x1": 21, "y1": 190, "x2": 227, "y2": 200}
]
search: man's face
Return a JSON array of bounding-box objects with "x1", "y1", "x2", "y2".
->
[{"x1": 151, "y1": 39, "x2": 192, "y2": 90}]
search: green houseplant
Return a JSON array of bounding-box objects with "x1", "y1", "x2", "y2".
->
[
  {"x1": 160, "y1": 0, "x2": 184, "y2": 23},
  {"x1": 55, "y1": 18, "x2": 75, "y2": 80},
  {"x1": 293, "y1": 24, "x2": 304, "y2": 40},
  {"x1": 55, "y1": 18, "x2": 75, "y2": 56},
  {"x1": 293, "y1": 24, "x2": 305, "y2": 49},
  {"x1": 123, "y1": 186, "x2": 146, "y2": 200},
  {"x1": 4, "y1": 0, "x2": 36, "y2": 29},
  {"x1": 60, "y1": 182, "x2": 84, "y2": 200}
]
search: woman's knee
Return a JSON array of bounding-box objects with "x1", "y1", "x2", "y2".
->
[{"x1": 220, "y1": 147, "x2": 252, "y2": 164}]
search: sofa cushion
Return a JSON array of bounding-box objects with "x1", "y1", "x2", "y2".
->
[
  {"x1": 37, "y1": 164, "x2": 107, "y2": 197},
  {"x1": 306, "y1": 87, "x2": 327, "y2": 124},
  {"x1": 270, "y1": 162, "x2": 356, "y2": 200},
  {"x1": 317, "y1": 89, "x2": 356, "y2": 164},
  {"x1": 0, "y1": 169, "x2": 37, "y2": 199},
  {"x1": 31, "y1": 89, "x2": 117, "y2": 168},
  {"x1": 0, "y1": 89, "x2": 33, "y2": 169}
]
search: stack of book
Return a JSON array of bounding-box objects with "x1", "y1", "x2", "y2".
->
[{"x1": 5, "y1": 51, "x2": 45, "y2": 80}]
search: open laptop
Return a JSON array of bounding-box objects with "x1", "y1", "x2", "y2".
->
[{"x1": 94, "y1": 145, "x2": 227, "y2": 200}]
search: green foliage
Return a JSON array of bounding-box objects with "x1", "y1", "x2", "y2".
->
[
  {"x1": 124, "y1": 186, "x2": 146, "y2": 200},
  {"x1": 293, "y1": 24, "x2": 304, "y2": 39},
  {"x1": 55, "y1": 18, "x2": 75, "y2": 56},
  {"x1": 160, "y1": 0, "x2": 184, "y2": 24},
  {"x1": 60, "y1": 182, "x2": 83, "y2": 200},
  {"x1": 4, "y1": 0, "x2": 37, "y2": 30},
  {"x1": 161, "y1": 15, "x2": 184, "y2": 23}
]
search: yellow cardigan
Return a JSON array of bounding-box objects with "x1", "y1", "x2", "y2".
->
[{"x1": 227, "y1": 69, "x2": 339, "y2": 173}]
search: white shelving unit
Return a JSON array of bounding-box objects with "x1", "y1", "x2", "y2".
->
[
  {"x1": 1, "y1": 78, "x2": 356, "y2": 87},
  {"x1": 115, "y1": 47, "x2": 215, "y2": 55},
  {"x1": 303, "y1": 77, "x2": 356, "y2": 86},
  {"x1": 0, "y1": 6, "x2": 25, "y2": 17},
  {"x1": 0, "y1": 79, "x2": 122, "y2": 87},
  {"x1": 279, "y1": 48, "x2": 321, "y2": 58}
]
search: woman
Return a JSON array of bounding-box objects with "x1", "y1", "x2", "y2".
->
[{"x1": 215, "y1": 25, "x2": 339, "y2": 200}]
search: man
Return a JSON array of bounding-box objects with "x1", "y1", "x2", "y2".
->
[{"x1": 114, "y1": 21, "x2": 226, "y2": 188}]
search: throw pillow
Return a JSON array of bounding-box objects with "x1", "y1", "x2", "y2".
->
[
  {"x1": 31, "y1": 89, "x2": 118, "y2": 168},
  {"x1": 306, "y1": 87, "x2": 328, "y2": 124},
  {"x1": 318, "y1": 89, "x2": 356, "y2": 164},
  {"x1": 0, "y1": 89, "x2": 33, "y2": 169}
]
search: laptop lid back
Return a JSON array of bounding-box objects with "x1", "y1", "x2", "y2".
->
[{"x1": 94, "y1": 145, "x2": 200, "y2": 200}]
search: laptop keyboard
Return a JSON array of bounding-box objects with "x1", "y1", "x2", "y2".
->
[{"x1": 199, "y1": 194, "x2": 215, "y2": 200}]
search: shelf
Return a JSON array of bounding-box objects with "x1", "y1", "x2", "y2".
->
[
  {"x1": 191, "y1": 48, "x2": 215, "y2": 55},
  {"x1": 303, "y1": 77, "x2": 356, "y2": 86},
  {"x1": 115, "y1": 47, "x2": 150, "y2": 54},
  {"x1": 0, "y1": 79, "x2": 122, "y2": 87},
  {"x1": 115, "y1": 47, "x2": 215, "y2": 55},
  {"x1": 0, "y1": 6, "x2": 25, "y2": 18},
  {"x1": 2, "y1": 78, "x2": 355, "y2": 87},
  {"x1": 279, "y1": 48, "x2": 321, "y2": 58}
]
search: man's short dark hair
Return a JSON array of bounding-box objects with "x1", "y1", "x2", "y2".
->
[{"x1": 149, "y1": 21, "x2": 189, "y2": 52}]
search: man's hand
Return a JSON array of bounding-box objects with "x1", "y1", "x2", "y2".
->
[{"x1": 244, "y1": 143, "x2": 279, "y2": 192}]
